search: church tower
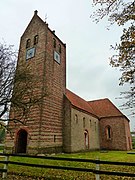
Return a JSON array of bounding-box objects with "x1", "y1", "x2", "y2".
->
[{"x1": 5, "y1": 11, "x2": 66, "y2": 154}]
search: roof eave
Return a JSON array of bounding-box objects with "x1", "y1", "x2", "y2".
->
[{"x1": 99, "y1": 115, "x2": 130, "y2": 121}]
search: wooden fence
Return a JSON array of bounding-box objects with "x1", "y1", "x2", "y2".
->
[{"x1": 0, "y1": 153, "x2": 135, "y2": 179}]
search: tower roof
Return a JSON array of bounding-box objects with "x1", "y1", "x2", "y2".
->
[{"x1": 21, "y1": 10, "x2": 66, "y2": 46}]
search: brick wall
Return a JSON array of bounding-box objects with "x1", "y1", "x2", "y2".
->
[
  {"x1": 63, "y1": 96, "x2": 72, "y2": 152},
  {"x1": 5, "y1": 11, "x2": 66, "y2": 154},
  {"x1": 99, "y1": 116, "x2": 132, "y2": 150}
]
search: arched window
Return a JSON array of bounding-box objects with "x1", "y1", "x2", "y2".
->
[
  {"x1": 95, "y1": 122, "x2": 96, "y2": 131},
  {"x1": 74, "y1": 114, "x2": 78, "y2": 124},
  {"x1": 106, "y1": 126, "x2": 112, "y2": 140},
  {"x1": 84, "y1": 130, "x2": 89, "y2": 149},
  {"x1": 33, "y1": 35, "x2": 38, "y2": 45},
  {"x1": 83, "y1": 117, "x2": 85, "y2": 128},
  {"x1": 89, "y1": 119, "x2": 91, "y2": 127},
  {"x1": 26, "y1": 39, "x2": 31, "y2": 49},
  {"x1": 53, "y1": 38, "x2": 56, "y2": 48},
  {"x1": 59, "y1": 44, "x2": 61, "y2": 53}
]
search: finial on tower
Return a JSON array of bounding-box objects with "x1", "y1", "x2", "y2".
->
[
  {"x1": 34, "y1": 10, "x2": 38, "y2": 15},
  {"x1": 45, "y1": 13, "x2": 48, "y2": 23}
]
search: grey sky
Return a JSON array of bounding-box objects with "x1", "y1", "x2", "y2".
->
[{"x1": 0, "y1": 0, "x2": 134, "y2": 130}]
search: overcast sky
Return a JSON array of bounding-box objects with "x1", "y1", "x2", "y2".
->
[{"x1": 0, "y1": 0, "x2": 134, "y2": 130}]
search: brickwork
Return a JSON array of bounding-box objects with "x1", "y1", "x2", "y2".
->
[
  {"x1": 99, "y1": 116, "x2": 132, "y2": 150},
  {"x1": 5, "y1": 11, "x2": 66, "y2": 154},
  {"x1": 63, "y1": 96, "x2": 72, "y2": 152}
]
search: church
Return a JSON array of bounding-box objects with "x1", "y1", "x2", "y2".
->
[{"x1": 5, "y1": 11, "x2": 132, "y2": 154}]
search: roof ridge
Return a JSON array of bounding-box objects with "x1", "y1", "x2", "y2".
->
[{"x1": 88, "y1": 98, "x2": 109, "y2": 103}]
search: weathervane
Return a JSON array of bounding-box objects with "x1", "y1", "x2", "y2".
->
[{"x1": 45, "y1": 13, "x2": 48, "y2": 22}]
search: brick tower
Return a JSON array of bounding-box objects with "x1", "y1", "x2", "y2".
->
[{"x1": 5, "y1": 10, "x2": 66, "y2": 154}]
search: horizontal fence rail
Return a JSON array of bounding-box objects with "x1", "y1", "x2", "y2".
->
[
  {"x1": 1, "y1": 153, "x2": 135, "y2": 166},
  {"x1": 0, "y1": 153, "x2": 135, "y2": 179},
  {"x1": 2, "y1": 160, "x2": 135, "y2": 177}
]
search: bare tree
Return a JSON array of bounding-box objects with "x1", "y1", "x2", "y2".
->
[
  {"x1": 0, "y1": 42, "x2": 42, "y2": 125},
  {"x1": 0, "y1": 43, "x2": 16, "y2": 122},
  {"x1": 91, "y1": 0, "x2": 135, "y2": 114}
]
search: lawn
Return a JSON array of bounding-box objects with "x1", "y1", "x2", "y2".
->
[{"x1": 1, "y1": 151, "x2": 135, "y2": 180}]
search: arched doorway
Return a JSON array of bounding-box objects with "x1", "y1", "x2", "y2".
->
[
  {"x1": 15, "y1": 129, "x2": 28, "y2": 153},
  {"x1": 84, "y1": 130, "x2": 89, "y2": 149}
]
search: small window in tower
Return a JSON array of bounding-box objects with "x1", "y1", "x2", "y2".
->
[
  {"x1": 53, "y1": 38, "x2": 56, "y2": 48},
  {"x1": 54, "y1": 135, "x2": 56, "y2": 142},
  {"x1": 34, "y1": 35, "x2": 38, "y2": 45},
  {"x1": 26, "y1": 39, "x2": 31, "y2": 49},
  {"x1": 59, "y1": 44, "x2": 61, "y2": 53}
]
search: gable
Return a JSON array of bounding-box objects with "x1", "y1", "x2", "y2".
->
[
  {"x1": 88, "y1": 98, "x2": 126, "y2": 119},
  {"x1": 21, "y1": 10, "x2": 46, "y2": 38}
]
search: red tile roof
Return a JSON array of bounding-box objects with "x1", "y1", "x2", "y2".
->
[
  {"x1": 88, "y1": 98, "x2": 123, "y2": 118},
  {"x1": 65, "y1": 89, "x2": 95, "y2": 116},
  {"x1": 66, "y1": 89, "x2": 125, "y2": 119}
]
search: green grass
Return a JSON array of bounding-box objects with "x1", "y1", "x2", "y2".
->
[{"x1": 1, "y1": 151, "x2": 135, "y2": 179}]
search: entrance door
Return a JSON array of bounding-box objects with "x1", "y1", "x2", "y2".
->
[{"x1": 16, "y1": 129, "x2": 28, "y2": 153}]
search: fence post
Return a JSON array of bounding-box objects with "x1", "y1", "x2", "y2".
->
[
  {"x1": 2, "y1": 155, "x2": 9, "y2": 179},
  {"x1": 95, "y1": 158, "x2": 100, "y2": 180}
]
